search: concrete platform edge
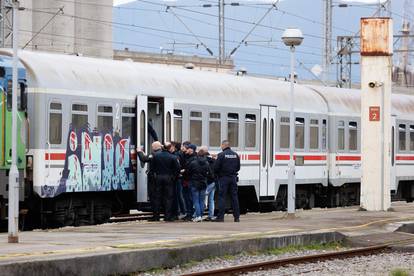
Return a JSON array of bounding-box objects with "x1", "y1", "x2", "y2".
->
[{"x1": 0, "y1": 231, "x2": 344, "y2": 276}]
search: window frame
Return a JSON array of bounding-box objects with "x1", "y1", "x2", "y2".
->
[
  {"x1": 295, "y1": 117, "x2": 305, "y2": 151},
  {"x1": 96, "y1": 103, "x2": 114, "y2": 131},
  {"x1": 71, "y1": 102, "x2": 89, "y2": 130},
  {"x1": 348, "y1": 121, "x2": 358, "y2": 152},
  {"x1": 279, "y1": 116, "x2": 290, "y2": 150},
  {"x1": 208, "y1": 111, "x2": 222, "y2": 149},
  {"x1": 309, "y1": 118, "x2": 319, "y2": 151},
  {"x1": 337, "y1": 120, "x2": 346, "y2": 152},
  {"x1": 399, "y1": 123, "x2": 407, "y2": 152},
  {"x1": 48, "y1": 100, "x2": 63, "y2": 146},
  {"x1": 189, "y1": 110, "x2": 203, "y2": 146},
  {"x1": 173, "y1": 109, "x2": 183, "y2": 143},
  {"x1": 410, "y1": 125, "x2": 414, "y2": 152},
  {"x1": 244, "y1": 113, "x2": 257, "y2": 150},
  {"x1": 227, "y1": 112, "x2": 240, "y2": 149},
  {"x1": 121, "y1": 105, "x2": 136, "y2": 141}
]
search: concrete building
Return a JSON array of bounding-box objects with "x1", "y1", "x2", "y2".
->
[
  {"x1": 114, "y1": 49, "x2": 234, "y2": 73},
  {"x1": 1, "y1": 0, "x2": 113, "y2": 58}
]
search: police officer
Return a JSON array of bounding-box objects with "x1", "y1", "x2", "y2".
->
[
  {"x1": 214, "y1": 140, "x2": 241, "y2": 222},
  {"x1": 151, "y1": 142, "x2": 180, "y2": 222},
  {"x1": 137, "y1": 141, "x2": 162, "y2": 221}
]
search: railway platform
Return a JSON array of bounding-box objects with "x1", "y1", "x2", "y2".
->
[{"x1": 1, "y1": 202, "x2": 414, "y2": 276}]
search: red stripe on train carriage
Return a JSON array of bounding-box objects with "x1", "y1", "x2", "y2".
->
[
  {"x1": 45, "y1": 153, "x2": 66, "y2": 161},
  {"x1": 274, "y1": 154, "x2": 327, "y2": 161},
  {"x1": 336, "y1": 156, "x2": 361, "y2": 161},
  {"x1": 396, "y1": 156, "x2": 414, "y2": 161}
]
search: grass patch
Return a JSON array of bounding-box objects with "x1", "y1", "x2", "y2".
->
[
  {"x1": 265, "y1": 241, "x2": 344, "y2": 256},
  {"x1": 390, "y1": 268, "x2": 410, "y2": 276}
]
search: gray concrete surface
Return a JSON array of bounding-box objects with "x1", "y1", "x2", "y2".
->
[{"x1": 0, "y1": 202, "x2": 414, "y2": 275}]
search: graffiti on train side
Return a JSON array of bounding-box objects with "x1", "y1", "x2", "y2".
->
[{"x1": 41, "y1": 125, "x2": 134, "y2": 197}]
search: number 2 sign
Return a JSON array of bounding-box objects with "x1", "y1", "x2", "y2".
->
[{"x1": 369, "y1": 106, "x2": 380, "y2": 121}]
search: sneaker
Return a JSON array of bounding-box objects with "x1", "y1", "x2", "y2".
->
[
  {"x1": 212, "y1": 217, "x2": 224, "y2": 222},
  {"x1": 234, "y1": 218, "x2": 240, "y2": 222},
  {"x1": 192, "y1": 216, "x2": 202, "y2": 222},
  {"x1": 182, "y1": 215, "x2": 193, "y2": 221},
  {"x1": 178, "y1": 213, "x2": 187, "y2": 220}
]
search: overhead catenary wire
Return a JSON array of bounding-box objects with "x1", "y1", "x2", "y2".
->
[{"x1": 166, "y1": 6, "x2": 214, "y2": 56}]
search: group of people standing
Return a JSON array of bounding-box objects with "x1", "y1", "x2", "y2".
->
[{"x1": 137, "y1": 140, "x2": 241, "y2": 223}]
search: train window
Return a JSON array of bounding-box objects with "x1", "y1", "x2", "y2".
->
[
  {"x1": 97, "y1": 105, "x2": 113, "y2": 131},
  {"x1": 122, "y1": 106, "x2": 136, "y2": 141},
  {"x1": 228, "y1": 113, "x2": 239, "y2": 147},
  {"x1": 262, "y1": 118, "x2": 267, "y2": 167},
  {"x1": 337, "y1": 120, "x2": 345, "y2": 150},
  {"x1": 410, "y1": 125, "x2": 414, "y2": 151},
  {"x1": 245, "y1": 114, "x2": 256, "y2": 148},
  {"x1": 174, "y1": 109, "x2": 183, "y2": 143},
  {"x1": 399, "y1": 124, "x2": 407, "y2": 151},
  {"x1": 71, "y1": 103, "x2": 88, "y2": 129},
  {"x1": 49, "y1": 102, "x2": 62, "y2": 144},
  {"x1": 295, "y1": 117, "x2": 305, "y2": 149},
  {"x1": 349, "y1": 121, "x2": 358, "y2": 151},
  {"x1": 280, "y1": 117, "x2": 290, "y2": 149},
  {"x1": 310, "y1": 119, "x2": 319, "y2": 150},
  {"x1": 166, "y1": 112, "x2": 171, "y2": 142},
  {"x1": 209, "y1": 112, "x2": 221, "y2": 147},
  {"x1": 190, "y1": 111, "x2": 202, "y2": 146},
  {"x1": 322, "y1": 119, "x2": 327, "y2": 150},
  {"x1": 270, "y1": 119, "x2": 274, "y2": 167}
]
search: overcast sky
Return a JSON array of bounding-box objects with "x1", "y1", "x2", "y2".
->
[{"x1": 113, "y1": 0, "x2": 407, "y2": 83}]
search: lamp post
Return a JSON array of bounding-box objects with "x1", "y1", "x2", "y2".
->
[{"x1": 282, "y1": 28, "x2": 303, "y2": 217}]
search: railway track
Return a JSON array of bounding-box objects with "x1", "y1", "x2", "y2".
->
[{"x1": 180, "y1": 244, "x2": 392, "y2": 276}]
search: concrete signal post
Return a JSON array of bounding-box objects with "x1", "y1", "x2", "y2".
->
[{"x1": 360, "y1": 18, "x2": 393, "y2": 211}]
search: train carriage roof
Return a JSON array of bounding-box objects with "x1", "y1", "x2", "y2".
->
[
  {"x1": 0, "y1": 49, "x2": 328, "y2": 114},
  {"x1": 308, "y1": 85, "x2": 414, "y2": 120}
]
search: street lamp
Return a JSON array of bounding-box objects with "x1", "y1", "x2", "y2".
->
[{"x1": 282, "y1": 28, "x2": 303, "y2": 217}]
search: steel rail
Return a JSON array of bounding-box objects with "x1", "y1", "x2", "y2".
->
[{"x1": 180, "y1": 244, "x2": 391, "y2": 276}]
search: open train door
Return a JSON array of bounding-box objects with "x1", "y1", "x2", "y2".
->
[
  {"x1": 136, "y1": 95, "x2": 149, "y2": 203},
  {"x1": 163, "y1": 98, "x2": 174, "y2": 143},
  {"x1": 259, "y1": 105, "x2": 277, "y2": 200}
]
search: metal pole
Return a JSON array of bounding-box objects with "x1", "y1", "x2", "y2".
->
[
  {"x1": 322, "y1": 0, "x2": 332, "y2": 82},
  {"x1": 287, "y1": 45, "x2": 296, "y2": 216},
  {"x1": 218, "y1": 0, "x2": 225, "y2": 64},
  {"x1": 8, "y1": 0, "x2": 19, "y2": 243}
]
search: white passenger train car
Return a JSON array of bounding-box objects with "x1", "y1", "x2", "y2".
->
[{"x1": 0, "y1": 49, "x2": 413, "y2": 227}]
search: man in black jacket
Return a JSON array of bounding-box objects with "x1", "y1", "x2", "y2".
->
[
  {"x1": 137, "y1": 141, "x2": 162, "y2": 221},
  {"x1": 151, "y1": 145, "x2": 181, "y2": 221},
  {"x1": 214, "y1": 140, "x2": 241, "y2": 222}
]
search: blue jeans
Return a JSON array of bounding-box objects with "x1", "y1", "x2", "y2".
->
[
  {"x1": 206, "y1": 182, "x2": 216, "y2": 218},
  {"x1": 176, "y1": 179, "x2": 186, "y2": 215},
  {"x1": 191, "y1": 185, "x2": 206, "y2": 218},
  {"x1": 182, "y1": 185, "x2": 193, "y2": 217}
]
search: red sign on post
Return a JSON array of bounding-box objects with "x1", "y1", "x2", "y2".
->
[{"x1": 369, "y1": 106, "x2": 380, "y2": 121}]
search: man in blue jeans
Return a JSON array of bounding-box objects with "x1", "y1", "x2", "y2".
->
[
  {"x1": 213, "y1": 140, "x2": 241, "y2": 222},
  {"x1": 198, "y1": 146, "x2": 216, "y2": 221}
]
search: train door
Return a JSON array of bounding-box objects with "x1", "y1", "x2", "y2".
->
[
  {"x1": 259, "y1": 105, "x2": 277, "y2": 199},
  {"x1": 390, "y1": 115, "x2": 397, "y2": 192},
  {"x1": 136, "y1": 95, "x2": 148, "y2": 203},
  {"x1": 164, "y1": 98, "x2": 174, "y2": 143}
]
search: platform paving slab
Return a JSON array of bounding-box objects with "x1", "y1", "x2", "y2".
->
[{"x1": 0, "y1": 202, "x2": 413, "y2": 275}]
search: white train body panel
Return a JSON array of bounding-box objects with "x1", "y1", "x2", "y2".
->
[{"x1": 1, "y1": 49, "x2": 414, "y2": 203}]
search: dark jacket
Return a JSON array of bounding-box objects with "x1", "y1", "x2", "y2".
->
[
  {"x1": 214, "y1": 147, "x2": 240, "y2": 178},
  {"x1": 137, "y1": 150, "x2": 158, "y2": 176},
  {"x1": 187, "y1": 155, "x2": 210, "y2": 190},
  {"x1": 151, "y1": 150, "x2": 180, "y2": 177},
  {"x1": 206, "y1": 155, "x2": 216, "y2": 184},
  {"x1": 182, "y1": 153, "x2": 197, "y2": 181}
]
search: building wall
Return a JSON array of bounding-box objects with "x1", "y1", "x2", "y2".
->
[{"x1": 10, "y1": 0, "x2": 112, "y2": 58}]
